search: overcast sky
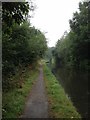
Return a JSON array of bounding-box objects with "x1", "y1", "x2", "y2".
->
[{"x1": 30, "y1": 0, "x2": 81, "y2": 47}]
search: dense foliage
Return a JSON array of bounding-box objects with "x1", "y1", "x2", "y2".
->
[
  {"x1": 54, "y1": 1, "x2": 89, "y2": 71},
  {"x1": 2, "y1": 2, "x2": 47, "y2": 90},
  {"x1": 2, "y1": 2, "x2": 30, "y2": 26}
]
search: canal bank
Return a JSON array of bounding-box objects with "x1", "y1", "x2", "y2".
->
[
  {"x1": 43, "y1": 63, "x2": 81, "y2": 118},
  {"x1": 52, "y1": 67, "x2": 88, "y2": 118}
]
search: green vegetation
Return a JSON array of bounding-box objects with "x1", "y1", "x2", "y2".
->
[
  {"x1": 43, "y1": 63, "x2": 81, "y2": 118},
  {"x1": 2, "y1": 2, "x2": 47, "y2": 118},
  {"x1": 2, "y1": 2, "x2": 47, "y2": 91},
  {"x1": 54, "y1": 1, "x2": 89, "y2": 71},
  {"x1": 45, "y1": 47, "x2": 55, "y2": 69},
  {"x1": 2, "y1": 1, "x2": 88, "y2": 119},
  {"x1": 2, "y1": 66, "x2": 39, "y2": 118},
  {"x1": 44, "y1": 2, "x2": 89, "y2": 118},
  {"x1": 2, "y1": 2, "x2": 30, "y2": 27}
]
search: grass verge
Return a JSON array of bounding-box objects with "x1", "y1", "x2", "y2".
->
[
  {"x1": 2, "y1": 66, "x2": 39, "y2": 118},
  {"x1": 43, "y1": 64, "x2": 81, "y2": 118}
]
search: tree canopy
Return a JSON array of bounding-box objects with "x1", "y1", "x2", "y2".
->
[
  {"x1": 2, "y1": 2, "x2": 47, "y2": 90},
  {"x1": 54, "y1": 1, "x2": 89, "y2": 70},
  {"x1": 2, "y1": 2, "x2": 29, "y2": 26}
]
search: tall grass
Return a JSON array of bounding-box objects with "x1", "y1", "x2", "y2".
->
[{"x1": 2, "y1": 66, "x2": 38, "y2": 118}]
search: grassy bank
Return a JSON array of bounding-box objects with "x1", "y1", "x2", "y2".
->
[
  {"x1": 43, "y1": 64, "x2": 81, "y2": 118},
  {"x1": 2, "y1": 65, "x2": 39, "y2": 118}
]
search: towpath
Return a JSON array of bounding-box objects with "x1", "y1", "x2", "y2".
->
[{"x1": 20, "y1": 65, "x2": 48, "y2": 118}]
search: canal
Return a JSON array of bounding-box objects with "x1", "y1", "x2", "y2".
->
[{"x1": 52, "y1": 67, "x2": 88, "y2": 118}]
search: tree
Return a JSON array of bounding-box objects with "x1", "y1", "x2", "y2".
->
[
  {"x1": 2, "y1": 2, "x2": 47, "y2": 90},
  {"x1": 2, "y1": 2, "x2": 30, "y2": 27},
  {"x1": 2, "y1": 21, "x2": 47, "y2": 90},
  {"x1": 54, "y1": 1, "x2": 89, "y2": 70},
  {"x1": 69, "y1": 1, "x2": 89, "y2": 69}
]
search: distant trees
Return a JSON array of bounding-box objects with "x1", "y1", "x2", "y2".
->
[
  {"x1": 2, "y1": 2, "x2": 47, "y2": 90},
  {"x1": 54, "y1": 1, "x2": 89, "y2": 71},
  {"x1": 45, "y1": 47, "x2": 54, "y2": 61},
  {"x1": 45, "y1": 47, "x2": 55, "y2": 68}
]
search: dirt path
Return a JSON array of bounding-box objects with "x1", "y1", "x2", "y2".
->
[{"x1": 20, "y1": 65, "x2": 48, "y2": 118}]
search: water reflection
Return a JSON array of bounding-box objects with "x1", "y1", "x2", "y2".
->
[{"x1": 53, "y1": 68, "x2": 88, "y2": 118}]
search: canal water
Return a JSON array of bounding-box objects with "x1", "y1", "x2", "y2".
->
[{"x1": 52, "y1": 67, "x2": 88, "y2": 118}]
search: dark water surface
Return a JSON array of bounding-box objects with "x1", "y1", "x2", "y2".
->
[{"x1": 53, "y1": 68, "x2": 88, "y2": 118}]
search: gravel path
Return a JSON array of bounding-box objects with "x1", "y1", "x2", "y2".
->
[{"x1": 20, "y1": 65, "x2": 48, "y2": 118}]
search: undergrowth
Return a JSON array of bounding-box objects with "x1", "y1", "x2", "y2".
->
[{"x1": 2, "y1": 65, "x2": 39, "y2": 118}]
